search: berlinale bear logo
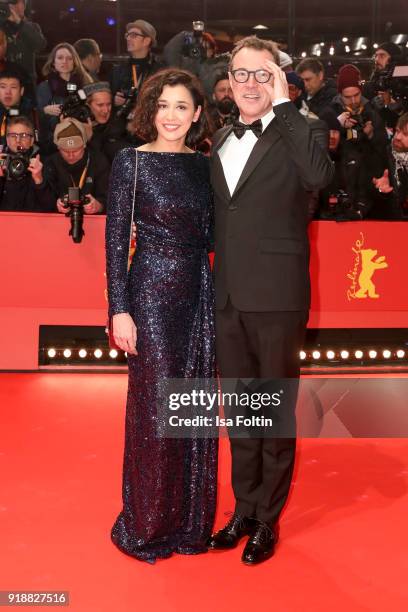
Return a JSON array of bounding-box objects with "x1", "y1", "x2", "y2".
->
[{"x1": 347, "y1": 233, "x2": 388, "y2": 301}]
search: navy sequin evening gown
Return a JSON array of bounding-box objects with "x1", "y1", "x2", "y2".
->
[{"x1": 106, "y1": 148, "x2": 218, "y2": 563}]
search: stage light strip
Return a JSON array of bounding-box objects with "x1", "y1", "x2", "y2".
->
[{"x1": 43, "y1": 346, "x2": 408, "y2": 366}]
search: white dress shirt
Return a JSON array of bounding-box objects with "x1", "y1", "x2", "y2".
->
[{"x1": 218, "y1": 99, "x2": 289, "y2": 196}]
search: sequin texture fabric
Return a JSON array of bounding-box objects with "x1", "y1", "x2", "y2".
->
[{"x1": 106, "y1": 148, "x2": 218, "y2": 563}]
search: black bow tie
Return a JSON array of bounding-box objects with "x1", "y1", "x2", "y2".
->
[{"x1": 232, "y1": 119, "x2": 263, "y2": 139}]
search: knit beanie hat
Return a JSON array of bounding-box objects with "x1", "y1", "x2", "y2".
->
[
  {"x1": 83, "y1": 81, "x2": 111, "y2": 98},
  {"x1": 337, "y1": 64, "x2": 362, "y2": 93},
  {"x1": 286, "y1": 70, "x2": 305, "y2": 92},
  {"x1": 279, "y1": 51, "x2": 293, "y2": 70},
  {"x1": 377, "y1": 42, "x2": 402, "y2": 63},
  {"x1": 54, "y1": 118, "x2": 90, "y2": 149}
]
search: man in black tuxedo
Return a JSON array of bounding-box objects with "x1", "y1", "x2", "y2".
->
[{"x1": 207, "y1": 36, "x2": 333, "y2": 565}]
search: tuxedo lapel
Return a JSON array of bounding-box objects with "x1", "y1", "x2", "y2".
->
[
  {"x1": 232, "y1": 121, "x2": 281, "y2": 197},
  {"x1": 212, "y1": 124, "x2": 234, "y2": 153},
  {"x1": 211, "y1": 153, "x2": 230, "y2": 202},
  {"x1": 211, "y1": 125, "x2": 234, "y2": 202}
]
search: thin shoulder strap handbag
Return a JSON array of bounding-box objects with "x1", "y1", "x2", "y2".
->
[{"x1": 107, "y1": 149, "x2": 138, "y2": 350}]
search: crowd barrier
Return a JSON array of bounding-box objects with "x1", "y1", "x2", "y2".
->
[{"x1": 1, "y1": 212, "x2": 407, "y2": 370}]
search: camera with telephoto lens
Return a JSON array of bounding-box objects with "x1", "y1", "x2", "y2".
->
[
  {"x1": 0, "y1": 0, "x2": 18, "y2": 22},
  {"x1": 115, "y1": 86, "x2": 138, "y2": 120},
  {"x1": 0, "y1": 144, "x2": 39, "y2": 181},
  {"x1": 62, "y1": 186, "x2": 90, "y2": 243},
  {"x1": 371, "y1": 64, "x2": 408, "y2": 114},
  {"x1": 182, "y1": 21, "x2": 206, "y2": 60},
  {"x1": 60, "y1": 83, "x2": 92, "y2": 123}
]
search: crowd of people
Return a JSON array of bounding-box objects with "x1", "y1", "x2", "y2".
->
[{"x1": 0, "y1": 2, "x2": 407, "y2": 220}]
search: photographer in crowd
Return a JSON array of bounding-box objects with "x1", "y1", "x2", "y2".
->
[
  {"x1": 208, "y1": 70, "x2": 236, "y2": 130},
  {"x1": 110, "y1": 20, "x2": 162, "y2": 117},
  {"x1": 320, "y1": 64, "x2": 388, "y2": 219},
  {"x1": 36, "y1": 42, "x2": 92, "y2": 155},
  {"x1": 45, "y1": 117, "x2": 109, "y2": 215},
  {"x1": 0, "y1": 115, "x2": 54, "y2": 211},
  {"x1": 74, "y1": 39, "x2": 102, "y2": 81},
  {"x1": 1, "y1": 0, "x2": 46, "y2": 85},
  {"x1": 296, "y1": 57, "x2": 337, "y2": 118},
  {"x1": 163, "y1": 25, "x2": 230, "y2": 98},
  {"x1": 0, "y1": 70, "x2": 34, "y2": 147},
  {"x1": 285, "y1": 70, "x2": 330, "y2": 219},
  {"x1": 363, "y1": 42, "x2": 404, "y2": 132},
  {"x1": 373, "y1": 112, "x2": 408, "y2": 219},
  {"x1": 0, "y1": 27, "x2": 35, "y2": 109},
  {"x1": 84, "y1": 81, "x2": 133, "y2": 163}
]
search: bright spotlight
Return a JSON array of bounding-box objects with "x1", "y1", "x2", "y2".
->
[
  {"x1": 79, "y1": 349, "x2": 87, "y2": 359},
  {"x1": 94, "y1": 349, "x2": 103, "y2": 359},
  {"x1": 63, "y1": 349, "x2": 72, "y2": 358},
  {"x1": 340, "y1": 350, "x2": 349, "y2": 359},
  {"x1": 48, "y1": 348, "x2": 57, "y2": 358}
]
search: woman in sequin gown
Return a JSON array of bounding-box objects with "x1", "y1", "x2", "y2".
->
[{"x1": 105, "y1": 69, "x2": 217, "y2": 563}]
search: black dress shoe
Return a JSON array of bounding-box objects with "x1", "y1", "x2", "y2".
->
[
  {"x1": 241, "y1": 521, "x2": 278, "y2": 565},
  {"x1": 207, "y1": 514, "x2": 254, "y2": 550}
]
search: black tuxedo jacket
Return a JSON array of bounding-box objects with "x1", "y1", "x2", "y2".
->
[{"x1": 211, "y1": 101, "x2": 334, "y2": 312}]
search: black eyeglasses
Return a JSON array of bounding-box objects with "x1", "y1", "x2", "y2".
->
[
  {"x1": 231, "y1": 69, "x2": 272, "y2": 84},
  {"x1": 7, "y1": 132, "x2": 34, "y2": 141},
  {"x1": 125, "y1": 32, "x2": 146, "y2": 40}
]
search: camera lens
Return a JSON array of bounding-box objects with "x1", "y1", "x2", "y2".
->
[{"x1": 8, "y1": 155, "x2": 29, "y2": 181}]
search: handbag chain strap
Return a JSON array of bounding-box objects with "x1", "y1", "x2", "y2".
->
[{"x1": 127, "y1": 148, "x2": 138, "y2": 272}]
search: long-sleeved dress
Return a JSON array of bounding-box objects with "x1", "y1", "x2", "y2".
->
[{"x1": 106, "y1": 147, "x2": 218, "y2": 563}]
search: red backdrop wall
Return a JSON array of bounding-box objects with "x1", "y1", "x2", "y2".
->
[{"x1": 1, "y1": 213, "x2": 407, "y2": 370}]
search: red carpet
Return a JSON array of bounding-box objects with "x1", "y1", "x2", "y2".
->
[{"x1": 1, "y1": 373, "x2": 408, "y2": 611}]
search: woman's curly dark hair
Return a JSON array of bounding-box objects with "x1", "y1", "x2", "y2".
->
[{"x1": 128, "y1": 68, "x2": 211, "y2": 147}]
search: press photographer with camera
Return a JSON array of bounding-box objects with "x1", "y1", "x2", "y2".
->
[
  {"x1": 320, "y1": 64, "x2": 388, "y2": 219},
  {"x1": 109, "y1": 20, "x2": 162, "y2": 119},
  {"x1": 0, "y1": 69, "x2": 34, "y2": 147},
  {"x1": 373, "y1": 112, "x2": 408, "y2": 219},
  {"x1": 0, "y1": 0, "x2": 46, "y2": 85},
  {"x1": 163, "y1": 23, "x2": 230, "y2": 99},
  {"x1": 0, "y1": 115, "x2": 54, "y2": 211},
  {"x1": 363, "y1": 42, "x2": 405, "y2": 132},
  {"x1": 83, "y1": 81, "x2": 133, "y2": 163},
  {"x1": 45, "y1": 117, "x2": 109, "y2": 217},
  {"x1": 36, "y1": 43, "x2": 93, "y2": 155}
]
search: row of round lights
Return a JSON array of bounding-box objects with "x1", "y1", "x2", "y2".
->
[
  {"x1": 300, "y1": 39, "x2": 408, "y2": 58},
  {"x1": 300, "y1": 349, "x2": 406, "y2": 361},
  {"x1": 47, "y1": 348, "x2": 120, "y2": 359}
]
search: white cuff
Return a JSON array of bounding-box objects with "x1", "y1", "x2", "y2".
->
[{"x1": 273, "y1": 97, "x2": 290, "y2": 106}]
